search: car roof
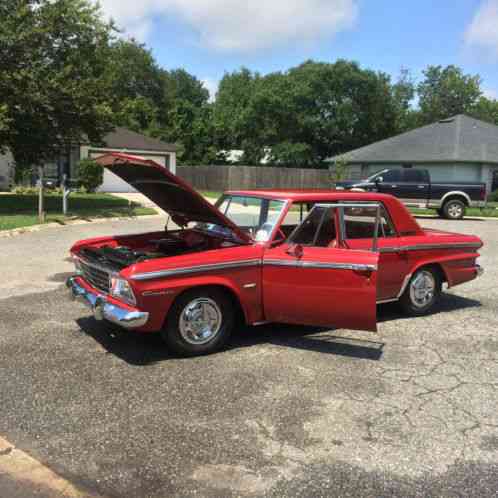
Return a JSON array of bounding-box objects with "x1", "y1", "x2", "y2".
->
[{"x1": 225, "y1": 189, "x2": 423, "y2": 236}]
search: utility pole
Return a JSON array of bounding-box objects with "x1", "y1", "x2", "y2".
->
[{"x1": 38, "y1": 164, "x2": 45, "y2": 223}]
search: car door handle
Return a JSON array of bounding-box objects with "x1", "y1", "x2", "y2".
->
[
  {"x1": 417, "y1": 185, "x2": 426, "y2": 189},
  {"x1": 391, "y1": 184, "x2": 398, "y2": 188}
]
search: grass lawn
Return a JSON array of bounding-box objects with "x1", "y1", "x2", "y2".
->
[
  {"x1": 199, "y1": 190, "x2": 222, "y2": 199},
  {"x1": 409, "y1": 205, "x2": 498, "y2": 218},
  {"x1": 0, "y1": 192, "x2": 157, "y2": 231}
]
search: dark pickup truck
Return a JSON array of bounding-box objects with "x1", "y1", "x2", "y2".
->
[{"x1": 336, "y1": 168, "x2": 487, "y2": 219}]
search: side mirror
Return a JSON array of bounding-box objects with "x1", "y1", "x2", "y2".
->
[
  {"x1": 375, "y1": 176, "x2": 383, "y2": 184},
  {"x1": 286, "y1": 243, "x2": 304, "y2": 258}
]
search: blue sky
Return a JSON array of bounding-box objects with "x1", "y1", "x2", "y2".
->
[{"x1": 99, "y1": 0, "x2": 498, "y2": 100}]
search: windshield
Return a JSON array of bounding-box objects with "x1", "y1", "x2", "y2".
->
[
  {"x1": 202, "y1": 195, "x2": 286, "y2": 242},
  {"x1": 366, "y1": 169, "x2": 388, "y2": 182}
]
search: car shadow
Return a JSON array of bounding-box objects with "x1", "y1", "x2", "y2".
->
[
  {"x1": 377, "y1": 293, "x2": 482, "y2": 323},
  {"x1": 230, "y1": 324, "x2": 385, "y2": 361},
  {"x1": 47, "y1": 271, "x2": 74, "y2": 283},
  {"x1": 76, "y1": 317, "x2": 172, "y2": 366},
  {"x1": 75, "y1": 293, "x2": 481, "y2": 367}
]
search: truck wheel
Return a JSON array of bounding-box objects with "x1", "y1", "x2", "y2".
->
[
  {"x1": 442, "y1": 199, "x2": 466, "y2": 220},
  {"x1": 400, "y1": 267, "x2": 441, "y2": 316},
  {"x1": 161, "y1": 288, "x2": 235, "y2": 356}
]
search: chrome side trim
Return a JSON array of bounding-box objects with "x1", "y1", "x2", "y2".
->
[
  {"x1": 131, "y1": 259, "x2": 261, "y2": 281},
  {"x1": 379, "y1": 242, "x2": 482, "y2": 253},
  {"x1": 376, "y1": 273, "x2": 412, "y2": 304},
  {"x1": 396, "y1": 273, "x2": 413, "y2": 298},
  {"x1": 263, "y1": 259, "x2": 378, "y2": 272}
]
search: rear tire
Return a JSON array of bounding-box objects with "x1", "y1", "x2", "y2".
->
[
  {"x1": 442, "y1": 199, "x2": 466, "y2": 220},
  {"x1": 161, "y1": 288, "x2": 235, "y2": 356},
  {"x1": 400, "y1": 267, "x2": 442, "y2": 316}
]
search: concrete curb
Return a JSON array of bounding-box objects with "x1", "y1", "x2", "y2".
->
[{"x1": 413, "y1": 213, "x2": 498, "y2": 221}]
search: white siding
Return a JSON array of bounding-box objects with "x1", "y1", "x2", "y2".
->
[
  {"x1": 81, "y1": 147, "x2": 173, "y2": 193},
  {"x1": 0, "y1": 151, "x2": 14, "y2": 190}
]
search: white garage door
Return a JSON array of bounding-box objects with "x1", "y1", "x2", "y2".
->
[{"x1": 89, "y1": 151, "x2": 167, "y2": 193}]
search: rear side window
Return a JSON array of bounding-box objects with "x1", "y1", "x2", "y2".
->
[
  {"x1": 403, "y1": 169, "x2": 427, "y2": 182},
  {"x1": 343, "y1": 206, "x2": 396, "y2": 239}
]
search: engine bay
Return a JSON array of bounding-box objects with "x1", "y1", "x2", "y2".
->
[{"x1": 79, "y1": 230, "x2": 232, "y2": 270}]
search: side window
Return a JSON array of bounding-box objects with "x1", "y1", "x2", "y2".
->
[
  {"x1": 403, "y1": 169, "x2": 426, "y2": 183},
  {"x1": 290, "y1": 206, "x2": 336, "y2": 247},
  {"x1": 343, "y1": 206, "x2": 396, "y2": 239},
  {"x1": 382, "y1": 170, "x2": 401, "y2": 182},
  {"x1": 279, "y1": 202, "x2": 315, "y2": 237}
]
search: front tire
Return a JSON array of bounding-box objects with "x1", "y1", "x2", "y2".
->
[
  {"x1": 400, "y1": 267, "x2": 441, "y2": 316},
  {"x1": 442, "y1": 199, "x2": 466, "y2": 220},
  {"x1": 161, "y1": 288, "x2": 235, "y2": 356}
]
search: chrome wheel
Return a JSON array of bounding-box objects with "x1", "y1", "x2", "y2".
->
[
  {"x1": 445, "y1": 200, "x2": 465, "y2": 219},
  {"x1": 179, "y1": 297, "x2": 222, "y2": 345},
  {"x1": 409, "y1": 270, "x2": 436, "y2": 309}
]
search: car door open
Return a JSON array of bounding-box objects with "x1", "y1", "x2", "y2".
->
[{"x1": 262, "y1": 203, "x2": 381, "y2": 332}]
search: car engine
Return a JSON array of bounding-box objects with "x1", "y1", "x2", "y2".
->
[{"x1": 80, "y1": 232, "x2": 210, "y2": 270}]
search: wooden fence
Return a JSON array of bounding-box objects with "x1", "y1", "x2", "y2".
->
[{"x1": 176, "y1": 165, "x2": 333, "y2": 192}]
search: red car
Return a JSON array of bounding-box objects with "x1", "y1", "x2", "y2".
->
[{"x1": 67, "y1": 153, "x2": 484, "y2": 356}]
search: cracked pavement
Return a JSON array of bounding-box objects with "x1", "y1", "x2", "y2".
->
[{"x1": 0, "y1": 215, "x2": 497, "y2": 497}]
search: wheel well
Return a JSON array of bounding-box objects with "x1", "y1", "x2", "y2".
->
[
  {"x1": 443, "y1": 195, "x2": 469, "y2": 207},
  {"x1": 418, "y1": 263, "x2": 447, "y2": 285},
  {"x1": 170, "y1": 285, "x2": 247, "y2": 326}
]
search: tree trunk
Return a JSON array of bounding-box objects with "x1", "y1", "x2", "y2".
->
[{"x1": 38, "y1": 165, "x2": 45, "y2": 223}]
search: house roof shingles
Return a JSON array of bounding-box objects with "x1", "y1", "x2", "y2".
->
[
  {"x1": 330, "y1": 115, "x2": 498, "y2": 165},
  {"x1": 99, "y1": 127, "x2": 177, "y2": 153}
]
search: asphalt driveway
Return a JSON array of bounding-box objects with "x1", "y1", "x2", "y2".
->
[{"x1": 0, "y1": 216, "x2": 498, "y2": 497}]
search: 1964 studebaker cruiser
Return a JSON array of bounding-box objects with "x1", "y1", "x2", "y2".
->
[{"x1": 67, "y1": 153, "x2": 484, "y2": 356}]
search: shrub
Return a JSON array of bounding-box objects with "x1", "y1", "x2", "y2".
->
[
  {"x1": 78, "y1": 158, "x2": 103, "y2": 193},
  {"x1": 11, "y1": 185, "x2": 38, "y2": 195},
  {"x1": 488, "y1": 189, "x2": 498, "y2": 203}
]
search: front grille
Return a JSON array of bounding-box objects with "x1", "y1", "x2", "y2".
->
[{"x1": 79, "y1": 260, "x2": 111, "y2": 293}]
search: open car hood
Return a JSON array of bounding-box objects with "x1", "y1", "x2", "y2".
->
[{"x1": 95, "y1": 153, "x2": 251, "y2": 243}]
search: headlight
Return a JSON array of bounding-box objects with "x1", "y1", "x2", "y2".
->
[{"x1": 110, "y1": 277, "x2": 136, "y2": 305}]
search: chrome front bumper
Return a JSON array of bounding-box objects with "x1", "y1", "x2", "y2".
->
[{"x1": 66, "y1": 276, "x2": 149, "y2": 329}]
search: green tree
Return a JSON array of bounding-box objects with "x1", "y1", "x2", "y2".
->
[
  {"x1": 213, "y1": 68, "x2": 260, "y2": 151},
  {"x1": 391, "y1": 68, "x2": 420, "y2": 132},
  {"x1": 165, "y1": 69, "x2": 209, "y2": 108},
  {"x1": 0, "y1": 0, "x2": 115, "y2": 218},
  {"x1": 417, "y1": 65, "x2": 482, "y2": 123},
  {"x1": 471, "y1": 96, "x2": 498, "y2": 125}
]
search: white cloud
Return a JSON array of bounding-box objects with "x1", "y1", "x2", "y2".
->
[
  {"x1": 99, "y1": 0, "x2": 358, "y2": 51},
  {"x1": 201, "y1": 77, "x2": 219, "y2": 102},
  {"x1": 483, "y1": 87, "x2": 498, "y2": 100},
  {"x1": 465, "y1": 0, "x2": 498, "y2": 58}
]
